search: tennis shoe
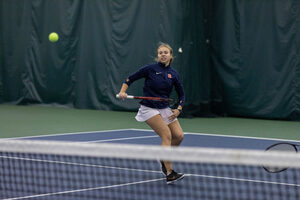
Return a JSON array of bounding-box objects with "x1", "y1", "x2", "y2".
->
[{"x1": 166, "y1": 170, "x2": 184, "y2": 184}]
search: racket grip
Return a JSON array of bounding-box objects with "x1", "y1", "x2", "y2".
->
[{"x1": 116, "y1": 94, "x2": 134, "y2": 99}]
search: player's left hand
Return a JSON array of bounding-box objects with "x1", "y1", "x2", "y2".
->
[{"x1": 168, "y1": 109, "x2": 181, "y2": 121}]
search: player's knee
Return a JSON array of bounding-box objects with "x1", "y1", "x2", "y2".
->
[
  {"x1": 178, "y1": 132, "x2": 184, "y2": 142},
  {"x1": 174, "y1": 132, "x2": 184, "y2": 143},
  {"x1": 161, "y1": 130, "x2": 172, "y2": 145}
]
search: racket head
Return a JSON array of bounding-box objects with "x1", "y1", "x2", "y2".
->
[{"x1": 263, "y1": 142, "x2": 298, "y2": 173}]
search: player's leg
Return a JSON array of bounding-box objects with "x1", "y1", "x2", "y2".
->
[
  {"x1": 146, "y1": 115, "x2": 184, "y2": 184},
  {"x1": 165, "y1": 119, "x2": 184, "y2": 183},
  {"x1": 168, "y1": 120, "x2": 184, "y2": 146},
  {"x1": 146, "y1": 114, "x2": 173, "y2": 174}
]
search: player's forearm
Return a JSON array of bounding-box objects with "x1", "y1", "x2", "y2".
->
[{"x1": 120, "y1": 83, "x2": 128, "y2": 93}]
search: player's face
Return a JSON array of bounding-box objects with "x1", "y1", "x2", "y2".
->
[{"x1": 157, "y1": 47, "x2": 172, "y2": 66}]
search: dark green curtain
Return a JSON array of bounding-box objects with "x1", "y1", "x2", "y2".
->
[
  {"x1": 1, "y1": 0, "x2": 299, "y2": 120},
  {"x1": 210, "y1": 0, "x2": 300, "y2": 120},
  {"x1": 0, "y1": 0, "x2": 206, "y2": 112}
]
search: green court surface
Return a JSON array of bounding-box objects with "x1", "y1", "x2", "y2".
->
[{"x1": 0, "y1": 104, "x2": 299, "y2": 140}]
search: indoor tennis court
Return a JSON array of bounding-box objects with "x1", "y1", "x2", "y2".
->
[
  {"x1": 1, "y1": 126, "x2": 300, "y2": 199},
  {"x1": 1, "y1": 0, "x2": 300, "y2": 199}
]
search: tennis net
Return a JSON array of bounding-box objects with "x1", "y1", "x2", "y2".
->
[{"x1": 1, "y1": 139, "x2": 300, "y2": 200}]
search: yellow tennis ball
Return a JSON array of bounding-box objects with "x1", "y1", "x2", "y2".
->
[{"x1": 49, "y1": 32, "x2": 59, "y2": 42}]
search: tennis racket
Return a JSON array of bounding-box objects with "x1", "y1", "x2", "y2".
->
[
  {"x1": 116, "y1": 94, "x2": 173, "y2": 102},
  {"x1": 263, "y1": 142, "x2": 299, "y2": 173}
]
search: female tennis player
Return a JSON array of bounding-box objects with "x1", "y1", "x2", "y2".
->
[{"x1": 117, "y1": 42, "x2": 185, "y2": 184}]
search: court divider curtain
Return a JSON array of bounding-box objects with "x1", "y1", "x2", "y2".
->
[
  {"x1": 210, "y1": 0, "x2": 300, "y2": 120},
  {"x1": 0, "y1": 0, "x2": 299, "y2": 120}
]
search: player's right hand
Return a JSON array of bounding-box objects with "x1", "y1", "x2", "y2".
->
[{"x1": 117, "y1": 92, "x2": 128, "y2": 100}]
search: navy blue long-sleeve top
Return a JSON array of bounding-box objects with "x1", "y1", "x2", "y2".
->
[{"x1": 124, "y1": 62, "x2": 185, "y2": 109}]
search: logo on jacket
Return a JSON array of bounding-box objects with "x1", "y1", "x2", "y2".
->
[{"x1": 168, "y1": 74, "x2": 172, "y2": 78}]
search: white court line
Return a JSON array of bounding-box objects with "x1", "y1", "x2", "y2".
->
[
  {"x1": 82, "y1": 135, "x2": 159, "y2": 143},
  {"x1": 4, "y1": 178, "x2": 165, "y2": 200},
  {"x1": 0, "y1": 155, "x2": 161, "y2": 174},
  {"x1": 4, "y1": 128, "x2": 300, "y2": 143},
  {"x1": 2, "y1": 129, "x2": 139, "y2": 140},
  {"x1": 3, "y1": 128, "x2": 300, "y2": 144},
  {"x1": 1, "y1": 155, "x2": 164, "y2": 200},
  {"x1": 131, "y1": 128, "x2": 300, "y2": 143},
  {"x1": 2, "y1": 129, "x2": 158, "y2": 143},
  {"x1": 185, "y1": 173, "x2": 300, "y2": 187}
]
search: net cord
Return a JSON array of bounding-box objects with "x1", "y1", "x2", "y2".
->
[{"x1": 0, "y1": 139, "x2": 300, "y2": 168}]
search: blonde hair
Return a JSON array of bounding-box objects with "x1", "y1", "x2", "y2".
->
[{"x1": 155, "y1": 42, "x2": 174, "y2": 64}]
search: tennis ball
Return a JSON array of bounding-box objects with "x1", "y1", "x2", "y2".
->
[{"x1": 49, "y1": 32, "x2": 59, "y2": 42}]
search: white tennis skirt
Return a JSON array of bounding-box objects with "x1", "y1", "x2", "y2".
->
[{"x1": 135, "y1": 105, "x2": 177, "y2": 125}]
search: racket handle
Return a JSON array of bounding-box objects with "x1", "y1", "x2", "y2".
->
[{"x1": 116, "y1": 94, "x2": 134, "y2": 99}]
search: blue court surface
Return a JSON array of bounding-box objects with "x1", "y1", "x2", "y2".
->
[
  {"x1": 2, "y1": 129, "x2": 300, "y2": 200},
  {"x1": 15, "y1": 128, "x2": 300, "y2": 150}
]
